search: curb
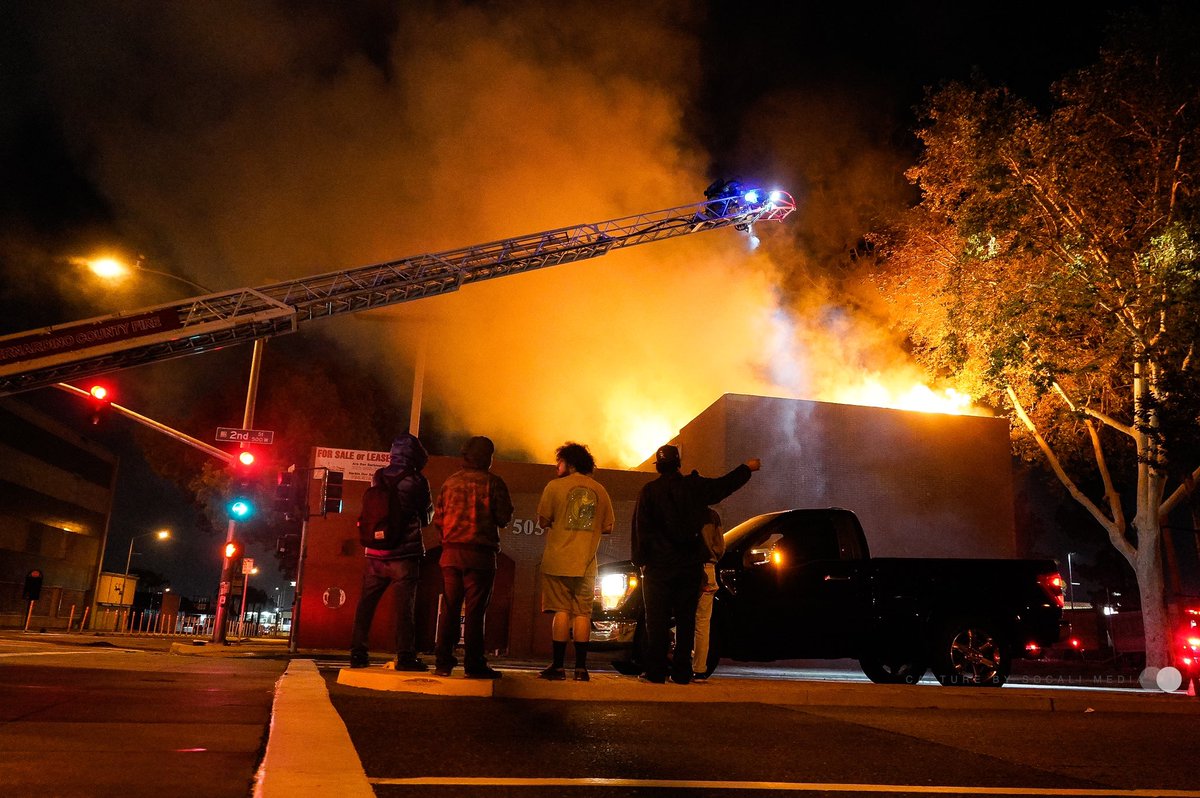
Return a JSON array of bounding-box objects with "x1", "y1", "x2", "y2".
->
[
  {"x1": 255, "y1": 660, "x2": 373, "y2": 798},
  {"x1": 169, "y1": 640, "x2": 291, "y2": 657}
]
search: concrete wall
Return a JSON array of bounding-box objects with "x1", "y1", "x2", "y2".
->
[
  {"x1": 673, "y1": 394, "x2": 1016, "y2": 558},
  {"x1": 295, "y1": 453, "x2": 649, "y2": 656},
  {"x1": 0, "y1": 398, "x2": 117, "y2": 629}
]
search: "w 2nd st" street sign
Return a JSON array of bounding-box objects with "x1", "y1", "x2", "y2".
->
[{"x1": 216, "y1": 427, "x2": 275, "y2": 445}]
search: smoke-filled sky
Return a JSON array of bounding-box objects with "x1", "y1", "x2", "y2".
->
[
  {"x1": 0, "y1": 1, "x2": 1144, "y2": 592},
  {"x1": 3, "y1": 0, "x2": 1142, "y2": 466}
]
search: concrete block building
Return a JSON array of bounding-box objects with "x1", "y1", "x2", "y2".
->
[{"x1": 0, "y1": 398, "x2": 117, "y2": 629}]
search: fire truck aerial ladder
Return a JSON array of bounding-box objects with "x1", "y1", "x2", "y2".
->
[{"x1": 0, "y1": 186, "x2": 795, "y2": 395}]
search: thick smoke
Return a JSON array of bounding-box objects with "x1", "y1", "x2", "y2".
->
[{"x1": 8, "y1": 2, "x2": 959, "y2": 467}]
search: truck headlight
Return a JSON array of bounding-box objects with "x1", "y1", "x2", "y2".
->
[{"x1": 597, "y1": 572, "x2": 637, "y2": 611}]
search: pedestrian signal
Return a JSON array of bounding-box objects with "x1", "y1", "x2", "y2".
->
[{"x1": 322, "y1": 471, "x2": 344, "y2": 515}]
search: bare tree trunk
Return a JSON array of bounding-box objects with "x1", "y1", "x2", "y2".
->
[{"x1": 1133, "y1": 502, "x2": 1170, "y2": 670}]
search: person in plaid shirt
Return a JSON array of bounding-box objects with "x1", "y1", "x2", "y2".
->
[{"x1": 432, "y1": 436, "x2": 513, "y2": 678}]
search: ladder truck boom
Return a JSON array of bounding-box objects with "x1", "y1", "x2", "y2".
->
[{"x1": 0, "y1": 187, "x2": 795, "y2": 395}]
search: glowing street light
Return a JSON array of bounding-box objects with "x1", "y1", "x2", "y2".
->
[
  {"x1": 75, "y1": 254, "x2": 213, "y2": 294},
  {"x1": 120, "y1": 529, "x2": 171, "y2": 619}
]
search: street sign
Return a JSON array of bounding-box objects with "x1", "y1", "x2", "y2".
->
[
  {"x1": 216, "y1": 427, "x2": 275, "y2": 444},
  {"x1": 242, "y1": 558, "x2": 256, "y2": 575}
]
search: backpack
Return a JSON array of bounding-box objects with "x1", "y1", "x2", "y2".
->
[{"x1": 357, "y1": 471, "x2": 411, "y2": 548}]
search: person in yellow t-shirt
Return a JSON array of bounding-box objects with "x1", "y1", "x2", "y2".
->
[{"x1": 536, "y1": 442, "x2": 614, "y2": 681}]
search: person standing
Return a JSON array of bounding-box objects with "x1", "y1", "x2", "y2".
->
[
  {"x1": 536, "y1": 442, "x2": 615, "y2": 682},
  {"x1": 631, "y1": 445, "x2": 760, "y2": 684},
  {"x1": 349, "y1": 433, "x2": 433, "y2": 670},
  {"x1": 432, "y1": 435, "x2": 513, "y2": 679},
  {"x1": 691, "y1": 508, "x2": 724, "y2": 680}
]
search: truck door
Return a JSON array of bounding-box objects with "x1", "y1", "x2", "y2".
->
[{"x1": 732, "y1": 513, "x2": 866, "y2": 657}]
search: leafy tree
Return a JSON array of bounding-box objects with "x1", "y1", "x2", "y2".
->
[{"x1": 873, "y1": 7, "x2": 1200, "y2": 669}]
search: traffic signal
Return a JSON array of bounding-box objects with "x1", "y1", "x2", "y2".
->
[
  {"x1": 226, "y1": 452, "x2": 259, "y2": 521},
  {"x1": 221, "y1": 540, "x2": 245, "y2": 580},
  {"x1": 276, "y1": 531, "x2": 301, "y2": 579},
  {"x1": 322, "y1": 470, "x2": 344, "y2": 515},
  {"x1": 88, "y1": 384, "x2": 111, "y2": 425},
  {"x1": 274, "y1": 470, "x2": 296, "y2": 515},
  {"x1": 23, "y1": 569, "x2": 43, "y2": 601}
]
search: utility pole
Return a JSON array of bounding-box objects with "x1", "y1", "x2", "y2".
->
[{"x1": 212, "y1": 339, "x2": 265, "y2": 644}]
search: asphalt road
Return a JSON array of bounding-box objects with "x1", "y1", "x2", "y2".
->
[
  {"x1": 3, "y1": 630, "x2": 1197, "y2": 798},
  {"x1": 0, "y1": 635, "x2": 286, "y2": 798}
]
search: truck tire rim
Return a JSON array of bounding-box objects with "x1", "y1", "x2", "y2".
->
[{"x1": 949, "y1": 628, "x2": 1002, "y2": 682}]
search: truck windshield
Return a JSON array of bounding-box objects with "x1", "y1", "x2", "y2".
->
[
  {"x1": 722, "y1": 510, "x2": 868, "y2": 561},
  {"x1": 722, "y1": 512, "x2": 788, "y2": 551}
]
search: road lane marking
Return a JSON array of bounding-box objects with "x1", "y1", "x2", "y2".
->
[
  {"x1": 0, "y1": 649, "x2": 134, "y2": 658},
  {"x1": 367, "y1": 777, "x2": 1200, "y2": 796}
]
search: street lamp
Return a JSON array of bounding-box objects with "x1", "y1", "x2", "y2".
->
[
  {"x1": 77, "y1": 254, "x2": 214, "y2": 294},
  {"x1": 74, "y1": 250, "x2": 261, "y2": 644},
  {"x1": 239, "y1": 565, "x2": 260, "y2": 638},
  {"x1": 1066, "y1": 551, "x2": 1078, "y2": 611},
  {"x1": 121, "y1": 529, "x2": 171, "y2": 614}
]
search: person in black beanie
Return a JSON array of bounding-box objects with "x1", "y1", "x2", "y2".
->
[
  {"x1": 631, "y1": 445, "x2": 760, "y2": 684},
  {"x1": 432, "y1": 435, "x2": 513, "y2": 679}
]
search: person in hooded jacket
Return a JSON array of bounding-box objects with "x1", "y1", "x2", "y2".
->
[
  {"x1": 631, "y1": 444, "x2": 760, "y2": 684},
  {"x1": 349, "y1": 433, "x2": 433, "y2": 670}
]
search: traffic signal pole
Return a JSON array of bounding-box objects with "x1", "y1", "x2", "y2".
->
[
  {"x1": 52, "y1": 383, "x2": 234, "y2": 463},
  {"x1": 212, "y1": 339, "x2": 265, "y2": 644}
]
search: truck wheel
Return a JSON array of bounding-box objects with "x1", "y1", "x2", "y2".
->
[
  {"x1": 931, "y1": 620, "x2": 1011, "y2": 687},
  {"x1": 859, "y1": 654, "x2": 926, "y2": 685}
]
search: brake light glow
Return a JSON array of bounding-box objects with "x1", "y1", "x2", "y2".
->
[
  {"x1": 1025, "y1": 642, "x2": 1042, "y2": 655},
  {"x1": 1038, "y1": 573, "x2": 1066, "y2": 608},
  {"x1": 1069, "y1": 637, "x2": 1082, "y2": 649}
]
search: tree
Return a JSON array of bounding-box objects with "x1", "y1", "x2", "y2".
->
[{"x1": 873, "y1": 7, "x2": 1200, "y2": 669}]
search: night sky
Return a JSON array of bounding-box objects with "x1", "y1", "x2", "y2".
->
[{"x1": 0, "y1": 1, "x2": 1156, "y2": 597}]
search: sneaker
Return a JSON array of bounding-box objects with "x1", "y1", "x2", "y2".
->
[
  {"x1": 638, "y1": 673, "x2": 666, "y2": 684},
  {"x1": 573, "y1": 668, "x2": 590, "y2": 682},
  {"x1": 670, "y1": 673, "x2": 691, "y2": 685},
  {"x1": 349, "y1": 654, "x2": 369, "y2": 669},
  {"x1": 433, "y1": 665, "x2": 453, "y2": 677},
  {"x1": 539, "y1": 666, "x2": 567, "y2": 681},
  {"x1": 691, "y1": 671, "x2": 709, "y2": 682},
  {"x1": 394, "y1": 657, "x2": 429, "y2": 672},
  {"x1": 464, "y1": 666, "x2": 503, "y2": 680}
]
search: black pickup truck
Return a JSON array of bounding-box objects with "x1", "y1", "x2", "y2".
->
[{"x1": 591, "y1": 508, "x2": 1064, "y2": 687}]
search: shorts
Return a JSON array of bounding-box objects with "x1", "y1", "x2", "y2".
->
[{"x1": 541, "y1": 573, "x2": 594, "y2": 617}]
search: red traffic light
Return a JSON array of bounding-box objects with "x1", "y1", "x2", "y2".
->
[
  {"x1": 87, "y1": 384, "x2": 112, "y2": 425},
  {"x1": 237, "y1": 450, "x2": 256, "y2": 467}
]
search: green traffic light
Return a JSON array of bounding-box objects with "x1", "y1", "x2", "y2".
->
[{"x1": 228, "y1": 499, "x2": 253, "y2": 520}]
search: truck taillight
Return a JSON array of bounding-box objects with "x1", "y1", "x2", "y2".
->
[{"x1": 1038, "y1": 573, "x2": 1066, "y2": 609}]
